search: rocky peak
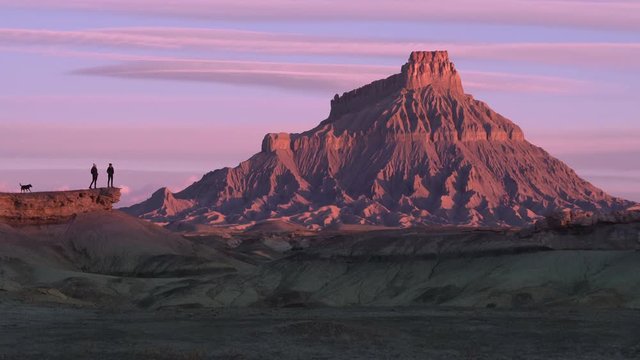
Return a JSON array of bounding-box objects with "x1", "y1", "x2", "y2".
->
[
  {"x1": 126, "y1": 51, "x2": 632, "y2": 229},
  {"x1": 329, "y1": 51, "x2": 463, "y2": 118},
  {"x1": 261, "y1": 133, "x2": 292, "y2": 153},
  {"x1": 401, "y1": 51, "x2": 463, "y2": 93}
]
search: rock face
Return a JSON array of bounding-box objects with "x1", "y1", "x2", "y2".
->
[
  {"x1": 0, "y1": 188, "x2": 121, "y2": 225},
  {"x1": 533, "y1": 206, "x2": 640, "y2": 231},
  {"x1": 125, "y1": 51, "x2": 632, "y2": 228},
  {"x1": 123, "y1": 187, "x2": 194, "y2": 223}
]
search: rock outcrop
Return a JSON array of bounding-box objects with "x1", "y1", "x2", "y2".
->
[
  {"x1": 0, "y1": 188, "x2": 121, "y2": 225},
  {"x1": 125, "y1": 51, "x2": 632, "y2": 229},
  {"x1": 533, "y1": 206, "x2": 640, "y2": 231},
  {"x1": 122, "y1": 187, "x2": 194, "y2": 224}
]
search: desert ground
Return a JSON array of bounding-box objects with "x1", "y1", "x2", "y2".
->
[
  {"x1": 1, "y1": 207, "x2": 640, "y2": 358},
  {"x1": 2, "y1": 300, "x2": 640, "y2": 360}
]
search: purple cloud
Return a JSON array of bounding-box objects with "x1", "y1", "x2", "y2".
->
[
  {"x1": 1, "y1": 27, "x2": 639, "y2": 68},
  {"x1": 1, "y1": 0, "x2": 639, "y2": 31},
  {"x1": 71, "y1": 59, "x2": 393, "y2": 93},
  {"x1": 70, "y1": 58, "x2": 597, "y2": 95}
]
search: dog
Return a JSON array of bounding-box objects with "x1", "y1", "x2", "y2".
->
[{"x1": 20, "y1": 183, "x2": 32, "y2": 193}]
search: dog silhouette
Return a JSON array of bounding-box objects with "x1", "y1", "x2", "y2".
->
[{"x1": 20, "y1": 183, "x2": 32, "y2": 193}]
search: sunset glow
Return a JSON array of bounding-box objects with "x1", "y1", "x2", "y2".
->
[{"x1": 1, "y1": 0, "x2": 638, "y2": 204}]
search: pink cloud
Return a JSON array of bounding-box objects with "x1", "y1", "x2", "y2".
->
[
  {"x1": 0, "y1": 28, "x2": 177, "y2": 48},
  {"x1": 527, "y1": 129, "x2": 640, "y2": 156},
  {"x1": 70, "y1": 58, "x2": 596, "y2": 95},
  {"x1": 463, "y1": 71, "x2": 596, "y2": 94},
  {"x1": 1, "y1": 27, "x2": 639, "y2": 68},
  {"x1": 0, "y1": 0, "x2": 638, "y2": 31},
  {"x1": 71, "y1": 59, "x2": 393, "y2": 93},
  {"x1": 119, "y1": 185, "x2": 132, "y2": 195}
]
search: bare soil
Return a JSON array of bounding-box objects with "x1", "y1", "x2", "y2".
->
[{"x1": 1, "y1": 300, "x2": 639, "y2": 359}]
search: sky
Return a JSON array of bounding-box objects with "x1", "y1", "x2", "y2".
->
[{"x1": 0, "y1": 0, "x2": 639, "y2": 206}]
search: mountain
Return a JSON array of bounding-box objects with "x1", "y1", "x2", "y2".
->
[{"x1": 125, "y1": 51, "x2": 631, "y2": 229}]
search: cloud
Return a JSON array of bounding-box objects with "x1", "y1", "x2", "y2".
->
[
  {"x1": 71, "y1": 58, "x2": 596, "y2": 95},
  {"x1": 72, "y1": 59, "x2": 392, "y2": 93},
  {"x1": 1, "y1": 27, "x2": 640, "y2": 68},
  {"x1": 0, "y1": 28, "x2": 178, "y2": 48},
  {"x1": 528, "y1": 129, "x2": 640, "y2": 156},
  {"x1": 1, "y1": 0, "x2": 639, "y2": 31},
  {"x1": 119, "y1": 185, "x2": 132, "y2": 195},
  {"x1": 463, "y1": 71, "x2": 594, "y2": 94}
]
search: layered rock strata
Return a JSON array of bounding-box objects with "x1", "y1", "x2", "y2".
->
[
  {"x1": 126, "y1": 51, "x2": 631, "y2": 228},
  {"x1": 0, "y1": 188, "x2": 121, "y2": 225}
]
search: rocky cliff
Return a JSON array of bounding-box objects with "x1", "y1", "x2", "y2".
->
[
  {"x1": 125, "y1": 51, "x2": 632, "y2": 229},
  {"x1": 0, "y1": 188, "x2": 121, "y2": 225}
]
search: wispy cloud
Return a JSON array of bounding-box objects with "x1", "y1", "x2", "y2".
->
[
  {"x1": 72, "y1": 59, "x2": 393, "y2": 93},
  {"x1": 1, "y1": 27, "x2": 640, "y2": 68},
  {"x1": 463, "y1": 71, "x2": 594, "y2": 94},
  {"x1": 1, "y1": 0, "x2": 639, "y2": 31},
  {"x1": 71, "y1": 58, "x2": 595, "y2": 95},
  {"x1": 528, "y1": 129, "x2": 640, "y2": 156}
]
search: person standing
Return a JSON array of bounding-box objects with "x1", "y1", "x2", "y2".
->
[
  {"x1": 107, "y1": 163, "x2": 114, "y2": 188},
  {"x1": 90, "y1": 163, "x2": 98, "y2": 189}
]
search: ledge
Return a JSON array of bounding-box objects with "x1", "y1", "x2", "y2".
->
[{"x1": 0, "y1": 188, "x2": 121, "y2": 225}]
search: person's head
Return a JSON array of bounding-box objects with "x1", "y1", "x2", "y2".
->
[
  {"x1": 93, "y1": 163, "x2": 96, "y2": 167},
  {"x1": 109, "y1": 163, "x2": 112, "y2": 166}
]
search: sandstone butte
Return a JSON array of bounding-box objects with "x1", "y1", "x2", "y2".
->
[
  {"x1": 124, "y1": 51, "x2": 633, "y2": 229},
  {"x1": 0, "y1": 188, "x2": 121, "y2": 225}
]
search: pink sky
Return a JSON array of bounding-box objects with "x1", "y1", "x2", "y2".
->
[
  {"x1": 2, "y1": 0, "x2": 639, "y2": 30},
  {"x1": 0, "y1": 0, "x2": 638, "y2": 204}
]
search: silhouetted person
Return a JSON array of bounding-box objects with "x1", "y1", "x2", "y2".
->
[
  {"x1": 90, "y1": 163, "x2": 98, "y2": 189},
  {"x1": 107, "y1": 163, "x2": 114, "y2": 188}
]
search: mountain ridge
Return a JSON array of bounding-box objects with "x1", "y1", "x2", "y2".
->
[{"x1": 124, "y1": 51, "x2": 632, "y2": 229}]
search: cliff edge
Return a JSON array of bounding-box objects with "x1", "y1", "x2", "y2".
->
[{"x1": 0, "y1": 188, "x2": 121, "y2": 225}]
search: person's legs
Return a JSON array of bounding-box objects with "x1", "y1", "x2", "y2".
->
[{"x1": 108, "y1": 175, "x2": 113, "y2": 187}]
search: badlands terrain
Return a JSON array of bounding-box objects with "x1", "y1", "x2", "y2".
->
[
  {"x1": 1, "y1": 188, "x2": 640, "y2": 358},
  {"x1": 126, "y1": 51, "x2": 630, "y2": 229}
]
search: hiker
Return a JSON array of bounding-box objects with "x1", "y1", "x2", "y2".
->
[
  {"x1": 107, "y1": 163, "x2": 114, "y2": 188},
  {"x1": 90, "y1": 163, "x2": 98, "y2": 189}
]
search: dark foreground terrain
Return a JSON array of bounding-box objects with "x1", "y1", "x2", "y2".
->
[
  {"x1": 2, "y1": 205, "x2": 640, "y2": 358},
  {"x1": 1, "y1": 300, "x2": 640, "y2": 360}
]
